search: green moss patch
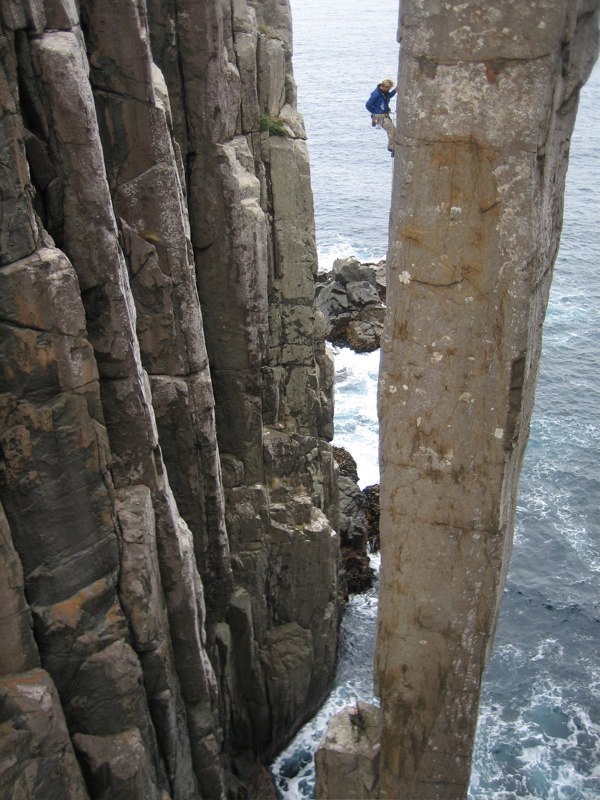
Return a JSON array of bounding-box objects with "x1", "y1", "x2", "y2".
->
[{"x1": 260, "y1": 115, "x2": 288, "y2": 137}]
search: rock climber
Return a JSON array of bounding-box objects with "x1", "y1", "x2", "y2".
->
[{"x1": 365, "y1": 78, "x2": 396, "y2": 156}]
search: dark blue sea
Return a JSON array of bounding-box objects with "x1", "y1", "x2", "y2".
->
[{"x1": 272, "y1": 2, "x2": 600, "y2": 797}]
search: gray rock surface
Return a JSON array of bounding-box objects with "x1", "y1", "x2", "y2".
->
[
  {"x1": 0, "y1": 670, "x2": 90, "y2": 800},
  {"x1": 375, "y1": 2, "x2": 600, "y2": 799},
  {"x1": 315, "y1": 702, "x2": 381, "y2": 800},
  {"x1": 316, "y1": 256, "x2": 387, "y2": 352},
  {"x1": 0, "y1": 503, "x2": 39, "y2": 676},
  {"x1": 0, "y1": 0, "x2": 340, "y2": 797},
  {"x1": 338, "y1": 475, "x2": 367, "y2": 552}
]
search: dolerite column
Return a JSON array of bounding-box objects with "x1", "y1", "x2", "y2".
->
[{"x1": 376, "y1": 3, "x2": 599, "y2": 799}]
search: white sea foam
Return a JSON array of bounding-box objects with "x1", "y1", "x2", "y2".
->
[
  {"x1": 530, "y1": 638, "x2": 564, "y2": 663},
  {"x1": 316, "y1": 240, "x2": 385, "y2": 272},
  {"x1": 272, "y1": 554, "x2": 381, "y2": 798},
  {"x1": 470, "y1": 673, "x2": 600, "y2": 800},
  {"x1": 331, "y1": 348, "x2": 380, "y2": 487}
]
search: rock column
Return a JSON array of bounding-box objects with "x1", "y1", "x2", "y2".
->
[
  {"x1": 145, "y1": 0, "x2": 341, "y2": 771},
  {"x1": 1, "y1": 7, "x2": 221, "y2": 795},
  {"x1": 376, "y1": 2, "x2": 599, "y2": 799},
  {"x1": 1, "y1": 0, "x2": 340, "y2": 796}
]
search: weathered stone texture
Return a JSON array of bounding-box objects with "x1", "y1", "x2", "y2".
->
[
  {"x1": 0, "y1": 237, "x2": 175, "y2": 797},
  {"x1": 315, "y1": 703, "x2": 381, "y2": 800},
  {"x1": 115, "y1": 485, "x2": 198, "y2": 798},
  {"x1": 0, "y1": 502, "x2": 39, "y2": 677},
  {"x1": 0, "y1": 32, "x2": 39, "y2": 265},
  {"x1": 0, "y1": 670, "x2": 90, "y2": 800},
  {"x1": 0, "y1": 0, "x2": 339, "y2": 796},
  {"x1": 74, "y1": 728, "x2": 163, "y2": 800},
  {"x1": 375, "y1": 2, "x2": 600, "y2": 799},
  {"x1": 144, "y1": 0, "x2": 340, "y2": 772},
  {"x1": 79, "y1": 0, "x2": 232, "y2": 630},
  {"x1": 220, "y1": 473, "x2": 339, "y2": 759}
]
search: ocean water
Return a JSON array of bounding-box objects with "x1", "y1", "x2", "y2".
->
[
  {"x1": 289, "y1": 0, "x2": 398, "y2": 269},
  {"x1": 271, "y1": 555, "x2": 381, "y2": 798},
  {"x1": 272, "y1": 1, "x2": 600, "y2": 797},
  {"x1": 468, "y1": 54, "x2": 600, "y2": 798}
]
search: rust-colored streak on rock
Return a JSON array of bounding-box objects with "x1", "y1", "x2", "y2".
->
[
  {"x1": 374, "y1": 2, "x2": 600, "y2": 800},
  {"x1": 1, "y1": 0, "x2": 341, "y2": 796}
]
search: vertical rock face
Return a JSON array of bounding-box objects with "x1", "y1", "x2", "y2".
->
[
  {"x1": 0, "y1": 1, "x2": 339, "y2": 797},
  {"x1": 375, "y1": 2, "x2": 599, "y2": 799}
]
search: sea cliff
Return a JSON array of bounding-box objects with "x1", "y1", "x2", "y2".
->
[
  {"x1": 2, "y1": 1, "x2": 599, "y2": 799},
  {"x1": 0, "y1": 1, "x2": 340, "y2": 797}
]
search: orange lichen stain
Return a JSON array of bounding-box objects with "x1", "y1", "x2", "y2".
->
[
  {"x1": 105, "y1": 601, "x2": 122, "y2": 627},
  {"x1": 3, "y1": 669, "x2": 47, "y2": 690},
  {"x1": 100, "y1": 508, "x2": 115, "y2": 525},
  {"x1": 138, "y1": 229, "x2": 163, "y2": 246},
  {"x1": 431, "y1": 150, "x2": 452, "y2": 169},
  {"x1": 15, "y1": 291, "x2": 48, "y2": 332},
  {"x1": 393, "y1": 317, "x2": 408, "y2": 341},
  {"x1": 400, "y1": 225, "x2": 426, "y2": 246},
  {"x1": 485, "y1": 62, "x2": 497, "y2": 83},
  {"x1": 51, "y1": 577, "x2": 109, "y2": 628},
  {"x1": 10, "y1": 331, "x2": 56, "y2": 378},
  {"x1": 462, "y1": 260, "x2": 484, "y2": 277}
]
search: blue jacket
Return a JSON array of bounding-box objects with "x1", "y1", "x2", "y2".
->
[{"x1": 365, "y1": 85, "x2": 396, "y2": 115}]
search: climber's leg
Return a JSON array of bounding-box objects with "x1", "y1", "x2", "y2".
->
[{"x1": 381, "y1": 115, "x2": 396, "y2": 152}]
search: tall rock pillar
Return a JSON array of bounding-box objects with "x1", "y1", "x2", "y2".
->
[{"x1": 376, "y1": 2, "x2": 599, "y2": 798}]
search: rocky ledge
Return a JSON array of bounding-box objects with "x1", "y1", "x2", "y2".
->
[{"x1": 333, "y1": 447, "x2": 380, "y2": 595}]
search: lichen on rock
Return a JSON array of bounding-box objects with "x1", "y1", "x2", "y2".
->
[{"x1": 0, "y1": 0, "x2": 341, "y2": 796}]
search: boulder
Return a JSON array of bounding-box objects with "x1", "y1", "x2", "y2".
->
[
  {"x1": 330, "y1": 306, "x2": 386, "y2": 353},
  {"x1": 315, "y1": 702, "x2": 381, "y2": 800},
  {"x1": 316, "y1": 256, "x2": 387, "y2": 351}
]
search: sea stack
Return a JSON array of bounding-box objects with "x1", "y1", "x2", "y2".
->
[
  {"x1": 1, "y1": 0, "x2": 599, "y2": 797},
  {"x1": 375, "y1": 2, "x2": 599, "y2": 798}
]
